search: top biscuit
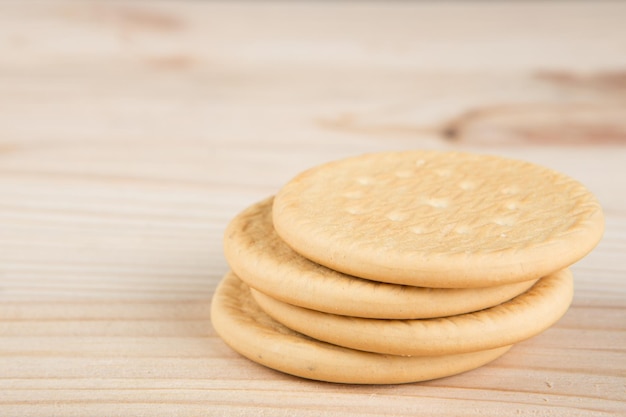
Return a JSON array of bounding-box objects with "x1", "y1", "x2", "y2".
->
[{"x1": 273, "y1": 151, "x2": 604, "y2": 288}]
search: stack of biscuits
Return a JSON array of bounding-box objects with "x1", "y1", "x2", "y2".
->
[{"x1": 211, "y1": 150, "x2": 604, "y2": 384}]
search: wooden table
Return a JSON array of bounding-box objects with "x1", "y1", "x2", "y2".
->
[{"x1": 1, "y1": 1, "x2": 625, "y2": 415}]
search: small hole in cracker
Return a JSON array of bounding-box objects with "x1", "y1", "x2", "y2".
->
[
  {"x1": 456, "y1": 226, "x2": 471, "y2": 235},
  {"x1": 386, "y1": 211, "x2": 407, "y2": 222},
  {"x1": 506, "y1": 202, "x2": 519, "y2": 210},
  {"x1": 459, "y1": 181, "x2": 475, "y2": 191},
  {"x1": 501, "y1": 186, "x2": 520, "y2": 195},
  {"x1": 427, "y1": 198, "x2": 449, "y2": 209},
  {"x1": 494, "y1": 217, "x2": 515, "y2": 226}
]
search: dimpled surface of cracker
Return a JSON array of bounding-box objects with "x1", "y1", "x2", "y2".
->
[
  {"x1": 224, "y1": 197, "x2": 537, "y2": 319},
  {"x1": 211, "y1": 271, "x2": 512, "y2": 384},
  {"x1": 273, "y1": 151, "x2": 604, "y2": 288}
]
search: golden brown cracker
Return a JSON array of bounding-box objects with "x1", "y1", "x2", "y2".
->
[
  {"x1": 252, "y1": 269, "x2": 573, "y2": 356},
  {"x1": 225, "y1": 197, "x2": 537, "y2": 319},
  {"x1": 211, "y1": 271, "x2": 512, "y2": 384},
  {"x1": 273, "y1": 151, "x2": 604, "y2": 288}
]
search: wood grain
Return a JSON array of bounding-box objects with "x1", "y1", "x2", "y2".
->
[{"x1": 0, "y1": 1, "x2": 625, "y2": 416}]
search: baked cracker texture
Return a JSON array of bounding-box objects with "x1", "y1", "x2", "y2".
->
[
  {"x1": 251, "y1": 269, "x2": 573, "y2": 356},
  {"x1": 224, "y1": 197, "x2": 537, "y2": 319},
  {"x1": 273, "y1": 151, "x2": 604, "y2": 288},
  {"x1": 211, "y1": 271, "x2": 512, "y2": 384},
  {"x1": 212, "y1": 150, "x2": 605, "y2": 384}
]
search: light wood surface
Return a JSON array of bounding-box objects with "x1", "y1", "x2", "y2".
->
[{"x1": 1, "y1": 1, "x2": 625, "y2": 416}]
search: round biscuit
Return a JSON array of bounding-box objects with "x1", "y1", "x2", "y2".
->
[
  {"x1": 225, "y1": 197, "x2": 538, "y2": 319},
  {"x1": 273, "y1": 151, "x2": 604, "y2": 288},
  {"x1": 211, "y1": 271, "x2": 512, "y2": 384},
  {"x1": 251, "y1": 269, "x2": 573, "y2": 356}
]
